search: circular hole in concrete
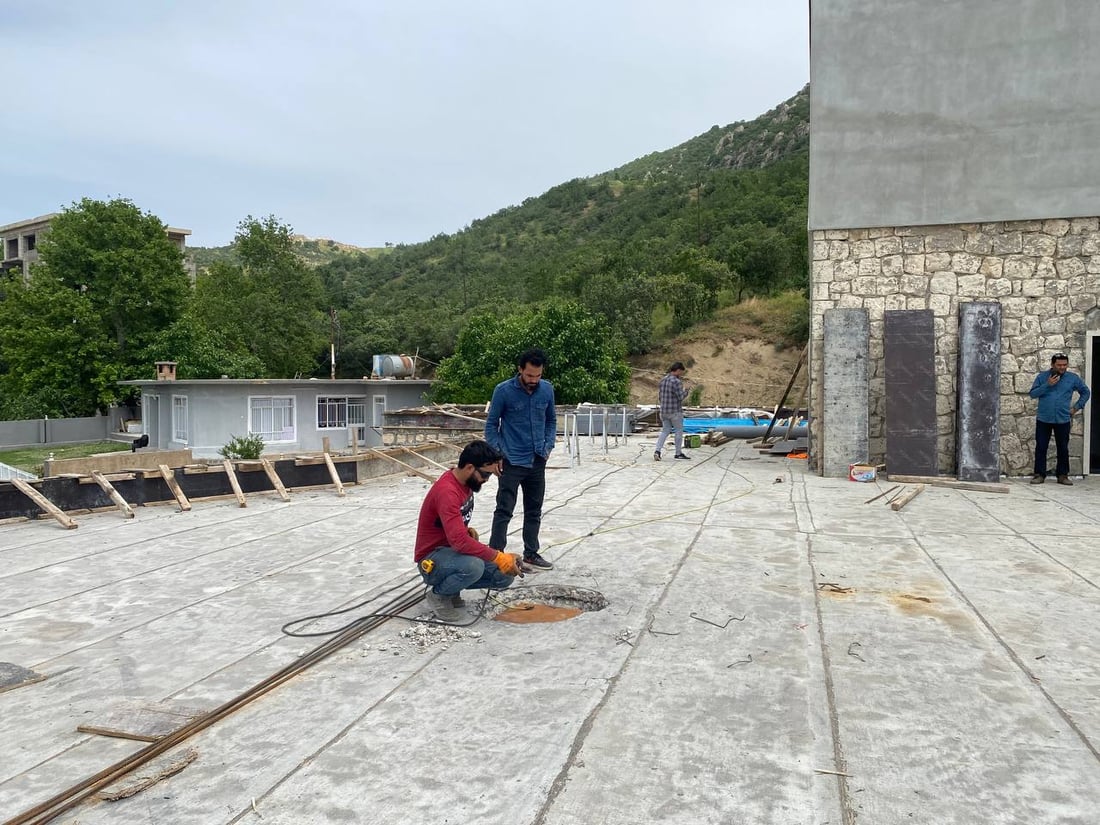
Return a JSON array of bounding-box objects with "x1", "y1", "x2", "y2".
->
[{"x1": 487, "y1": 584, "x2": 608, "y2": 624}]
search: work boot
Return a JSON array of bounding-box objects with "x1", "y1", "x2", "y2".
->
[
  {"x1": 1030, "y1": 474, "x2": 1045, "y2": 484},
  {"x1": 1057, "y1": 475, "x2": 1073, "y2": 486},
  {"x1": 424, "y1": 589, "x2": 464, "y2": 623}
]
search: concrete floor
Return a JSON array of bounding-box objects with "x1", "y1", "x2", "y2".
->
[{"x1": 2, "y1": 438, "x2": 1099, "y2": 824}]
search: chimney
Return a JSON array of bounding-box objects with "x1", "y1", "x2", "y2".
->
[{"x1": 155, "y1": 361, "x2": 178, "y2": 381}]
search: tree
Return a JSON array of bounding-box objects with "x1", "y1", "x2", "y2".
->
[
  {"x1": 433, "y1": 301, "x2": 630, "y2": 405},
  {"x1": 0, "y1": 198, "x2": 189, "y2": 416},
  {"x1": 190, "y1": 216, "x2": 327, "y2": 377},
  {"x1": 37, "y1": 197, "x2": 188, "y2": 360},
  {"x1": 0, "y1": 272, "x2": 117, "y2": 417}
]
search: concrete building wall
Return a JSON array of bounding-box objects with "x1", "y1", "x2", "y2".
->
[
  {"x1": 809, "y1": 0, "x2": 1100, "y2": 230},
  {"x1": 808, "y1": 0, "x2": 1100, "y2": 477}
]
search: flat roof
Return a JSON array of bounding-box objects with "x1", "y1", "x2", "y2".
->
[
  {"x1": 0, "y1": 213, "x2": 58, "y2": 234},
  {"x1": 3, "y1": 440, "x2": 1099, "y2": 823}
]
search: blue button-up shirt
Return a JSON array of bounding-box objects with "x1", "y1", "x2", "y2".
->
[
  {"x1": 484, "y1": 375, "x2": 556, "y2": 467},
  {"x1": 1029, "y1": 369, "x2": 1090, "y2": 424}
]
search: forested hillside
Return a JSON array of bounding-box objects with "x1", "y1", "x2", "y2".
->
[{"x1": 313, "y1": 85, "x2": 810, "y2": 377}]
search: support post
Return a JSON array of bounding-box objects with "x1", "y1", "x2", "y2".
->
[
  {"x1": 10, "y1": 478, "x2": 78, "y2": 529},
  {"x1": 157, "y1": 465, "x2": 192, "y2": 512},
  {"x1": 91, "y1": 471, "x2": 135, "y2": 519}
]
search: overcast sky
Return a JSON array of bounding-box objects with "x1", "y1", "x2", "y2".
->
[{"x1": 2, "y1": 1, "x2": 808, "y2": 249}]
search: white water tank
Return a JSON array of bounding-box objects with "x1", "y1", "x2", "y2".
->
[{"x1": 372, "y1": 354, "x2": 415, "y2": 378}]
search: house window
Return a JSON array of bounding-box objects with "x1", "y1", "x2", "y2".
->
[
  {"x1": 250, "y1": 396, "x2": 295, "y2": 442},
  {"x1": 172, "y1": 396, "x2": 188, "y2": 443},
  {"x1": 317, "y1": 396, "x2": 348, "y2": 429},
  {"x1": 317, "y1": 396, "x2": 366, "y2": 429}
]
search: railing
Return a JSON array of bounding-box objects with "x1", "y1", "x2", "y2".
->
[{"x1": 0, "y1": 461, "x2": 37, "y2": 481}]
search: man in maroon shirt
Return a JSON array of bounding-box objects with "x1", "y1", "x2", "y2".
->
[{"x1": 414, "y1": 440, "x2": 524, "y2": 623}]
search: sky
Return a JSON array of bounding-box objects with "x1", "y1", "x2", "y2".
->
[{"x1": 1, "y1": 1, "x2": 809, "y2": 249}]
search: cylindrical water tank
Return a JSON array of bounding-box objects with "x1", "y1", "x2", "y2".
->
[{"x1": 372, "y1": 354, "x2": 415, "y2": 378}]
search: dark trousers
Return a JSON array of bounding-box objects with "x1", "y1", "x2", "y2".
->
[
  {"x1": 1034, "y1": 420, "x2": 1071, "y2": 477},
  {"x1": 490, "y1": 458, "x2": 546, "y2": 556}
]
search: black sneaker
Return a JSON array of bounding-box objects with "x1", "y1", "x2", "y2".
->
[
  {"x1": 524, "y1": 552, "x2": 554, "y2": 570},
  {"x1": 653, "y1": 451, "x2": 661, "y2": 461},
  {"x1": 674, "y1": 453, "x2": 691, "y2": 460}
]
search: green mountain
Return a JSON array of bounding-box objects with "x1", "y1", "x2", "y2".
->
[{"x1": 317, "y1": 85, "x2": 810, "y2": 378}]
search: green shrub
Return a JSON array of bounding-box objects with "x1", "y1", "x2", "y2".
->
[
  {"x1": 219, "y1": 433, "x2": 265, "y2": 460},
  {"x1": 687, "y1": 385, "x2": 704, "y2": 406}
]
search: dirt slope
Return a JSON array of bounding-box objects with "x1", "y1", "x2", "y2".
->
[{"x1": 629, "y1": 338, "x2": 805, "y2": 409}]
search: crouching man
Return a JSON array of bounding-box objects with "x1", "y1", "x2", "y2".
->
[{"x1": 414, "y1": 439, "x2": 524, "y2": 623}]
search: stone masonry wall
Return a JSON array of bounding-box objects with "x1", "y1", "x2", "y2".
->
[{"x1": 809, "y1": 218, "x2": 1100, "y2": 477}]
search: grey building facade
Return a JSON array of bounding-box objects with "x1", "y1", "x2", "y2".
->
[
  {"x1": 120, "y1": 372, "x2": 432, "y2": 458},
  {"x1": 808, "y1": 0, "x2": 1100, "y2": 477}
]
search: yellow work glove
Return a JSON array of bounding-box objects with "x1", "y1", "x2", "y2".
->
[
  {"x1": 493, "y1": 551, "x2": 524, "y2": 577},
  {"x1": 467, "y1": 526, "x2": 479, "y2": 541}
]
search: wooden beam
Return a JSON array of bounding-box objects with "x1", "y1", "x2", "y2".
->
[
  {"x1": 886, "y1": 474, "x2": 1010, "y2": 494},
  {"x1": 10, "y1": 479, "x2": 78, "y2": 529},
  {"x1": 91, "y1": 472, "x2": 135, "y2": 519},
  {"x1": 260, "y1": 458, "x2": 291, "y2": 501},
  {"x1": 158, "y1": 465, "x2": 192, "y2": 512},
  {"x1": 395, "y1": 447, "x2": 451, "y2": 471},
  {"x1": 427, "y1": 439, "x2": 465, "y2": 452},
  {"x1": 222, "y1": 460, "x2": 247, "y2": 507},
  {"x1": 367, "y1": 448, "x2": 437, "y2": 482},
  {"x1": 323, "y1": 452, "x2": 346, "y2": 497},
  {"x1": 890, "y1": 484, "x2": 925, "y2": 511}
]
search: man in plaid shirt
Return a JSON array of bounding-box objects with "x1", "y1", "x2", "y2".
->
[{"x1": 654, "y1": 361, "x2": 690, "y2": 461}]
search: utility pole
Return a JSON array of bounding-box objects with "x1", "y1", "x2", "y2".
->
[{"x1": 329, "y1": 308, "x2": 338, "y2": 380}]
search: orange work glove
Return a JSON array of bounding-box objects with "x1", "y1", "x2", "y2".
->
[
  {"x1": 467, "y1": 526, "x2": 479, "y2": 542},
  {"x1": 493, "y1": 551, "x2": 524, "y2": 577}
]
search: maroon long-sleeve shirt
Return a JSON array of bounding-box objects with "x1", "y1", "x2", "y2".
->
[{"x1": 413, "y1": 471, "x2": 497, "y2": 564}]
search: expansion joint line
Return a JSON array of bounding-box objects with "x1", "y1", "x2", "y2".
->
[
  {"x1": 908, "y1": 529, "x2": 1100, "y2": 766},
  {"x1": 804, "y1": 531, "x2": 858, "y2": 825},
  {"x1": 530, "y1": 458, "x2": 738, "y2": 824}
]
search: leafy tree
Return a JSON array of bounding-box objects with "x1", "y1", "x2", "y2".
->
[
  {"x1": 190, "y1": 216, "x2": 327, "y2": 377},
  {"x1": 433, "y1": 301, "x2": 630, "y2": 405},
  {"x1": 0, "y1": 272, "x2": 117, "y2": 417},
  {"x1": 144, "y1": 316, "x2": 266, "y2": 379},
  {"x1": 37, "y1": 197, "x2": 188, "y2": 360},
  {"x1": 0, "y1": 198, "x2": 189, "y2": 416}
]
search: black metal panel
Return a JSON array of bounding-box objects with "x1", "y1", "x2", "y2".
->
[
  {"x1": 884, "y1": 310, "x2": 938, "y2": 476},
  {"x1": 957, "y1": 302, "x2": 1002, "y2": 482}
]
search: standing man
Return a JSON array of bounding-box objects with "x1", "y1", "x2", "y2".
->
[
  {"x1": 655, "y1": 361, "x2": 690, "y2": 461},
  {"x1": 485, "y1": 348, "x2": 557, "y2": 570},
  {"x1": 1029, "y1": 352, "x2": 1090, "y2": 485},
  {"x1": 414, "y1": 439, "x2": 524, "y2": 623}
]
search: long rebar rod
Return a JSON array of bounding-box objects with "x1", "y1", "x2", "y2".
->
[{"x1": 4, "y1": 582, "x2": 426, "y2": 825}]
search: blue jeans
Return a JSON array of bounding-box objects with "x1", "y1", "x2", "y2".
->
[
  {"x1": 1034, "y1": 419, "x2": 1071, "y2": 477},
  {"x1": 490, "y1": 457, "x2": 546, "y2": 556},
  {"x1": 419, "y1": 547, "x2": 514, "y2": 596},
  {"x1": 655, "y1": 413, "x2": 684, "y2": 455}
]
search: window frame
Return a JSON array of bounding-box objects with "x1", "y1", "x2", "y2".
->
[
  {"x1": 172, "y1": 395, "x2": 189, "y2": 443},
  {"x1": 248, "y1": 395, "x2": 296, "y2": 443}
]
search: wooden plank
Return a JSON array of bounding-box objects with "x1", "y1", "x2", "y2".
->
[
  {"x1": 158, "y1": 465, "x2": 192, "y2": 512},
  {"x1": 91, "y1": 471, "x2": 135, "y2": 519},
  {"x1": 890, "y1": 484, "x2": 926, "y2": 511},
  {"x1": 323, "y1": 452, "x2": 346, "y2": 497},
  {"x1": 222, "y1": 459, "x2": 247, "y2": 507},
  {"x1": 886, "y1": 474, "x2": 1010, "y2": 494},
  {"x1": 78, "y1": 700, "x2": 207, "y2": 742},
  {"x1": 10, "y1": 478, "x2": 78, "y2": 529},
  {"x1": 395, "y1": 447, "x2": 451, "y2": 471},
  {"x1": 367, "y1": 448, "x2": 437, "y2": 482},
  {"x1": 260, "y1": 458, "x2": 291, "y2": 501}
]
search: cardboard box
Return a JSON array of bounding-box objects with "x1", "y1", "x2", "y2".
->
[{"x1": 848, "y1": 463, "x2": 877, "y2": 482}]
